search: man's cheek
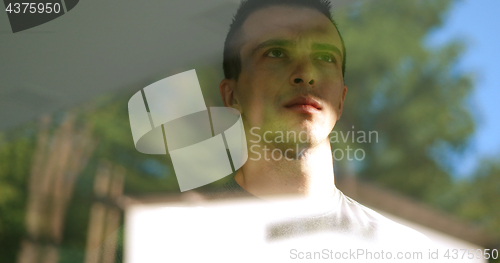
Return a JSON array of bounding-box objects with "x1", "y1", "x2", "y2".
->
[{"x1": 243, "y1": 100, "x2": 265, "y2": 122}]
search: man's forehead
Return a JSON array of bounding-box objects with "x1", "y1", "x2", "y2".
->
[{"x1": 239, "y1": 5, "x2": 342, "y2": 55}]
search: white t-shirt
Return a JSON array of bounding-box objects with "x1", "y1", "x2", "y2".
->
[{"x1": 194, "y1": 174, "x2": 431, "y2": 262}]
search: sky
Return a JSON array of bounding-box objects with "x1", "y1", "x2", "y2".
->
[{"x1": 427, "y1": 0, "x2": 500, "y2": 177}]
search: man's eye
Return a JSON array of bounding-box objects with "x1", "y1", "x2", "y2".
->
[
  {"x1": 316, "y1": 54, "x2": 335, "y2": 63},
  {"x1": 267, "y1": 49, "x2": 285, "y2": 58}
]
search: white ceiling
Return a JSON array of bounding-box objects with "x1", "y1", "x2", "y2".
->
[{"x1": 0, "y1": 0, "x2": 353, "y2": 131}]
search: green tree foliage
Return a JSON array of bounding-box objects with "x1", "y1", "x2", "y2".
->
[
  {"x1": 334, "y1": 0, "x2": 475, "y2": 203},
  {"x1": 0, "y1": 128, "x2": 36, "y2": 262},
  {"x1": 441, "y1": 157, "x2": 500, "y2": 237}
]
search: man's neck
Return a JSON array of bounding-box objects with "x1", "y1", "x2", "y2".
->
[{"x1": 234, "y1": 139, "x2": 335, "y2": 199}]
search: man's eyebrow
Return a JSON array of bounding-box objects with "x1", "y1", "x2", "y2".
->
[
  {"x1": 312, "y1": 43, "x2": 342, "y2": 58},
  {"x1": 251, "y1": 39, "x2": 295, "y2": 56}
]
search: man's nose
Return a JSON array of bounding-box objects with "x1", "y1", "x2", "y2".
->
[{"x1": 290, "y1": 57, "x2": 316, "y2": 86}]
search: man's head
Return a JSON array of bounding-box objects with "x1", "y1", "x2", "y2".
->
[
  {"x1": 223, "y1": 0, "x2": 346, "y2": 81},
  {"x1": 219, "y1": 0, "x2": 347, "y2": 152}
]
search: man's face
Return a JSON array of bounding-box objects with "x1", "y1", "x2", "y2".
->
[{"x1": 227, "y1": 6, "x2": 346, "y2": 148}]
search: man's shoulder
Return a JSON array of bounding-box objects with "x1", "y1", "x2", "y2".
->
[
  {"x1": 336, "y1": 190, "x2": 430, "y2": 247},
  {"x1": 194, "y1": 172, "x2": 257, "y2": 200}
]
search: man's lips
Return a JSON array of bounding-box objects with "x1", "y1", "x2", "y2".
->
[{"x1": 284, "y1": 96, "x2": 322, "y2": 111}]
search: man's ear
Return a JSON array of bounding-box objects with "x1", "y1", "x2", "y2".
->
[
  {"x1": 219, "y1": 78, "x2": 241, "y2": 113},
  {"x1": 337, "y1": 85, "x2": 347, "y2": 120}
]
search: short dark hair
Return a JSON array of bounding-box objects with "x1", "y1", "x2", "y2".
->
[{"x1": 223, "y1": 0, "x2": 346, "y2": 80}]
